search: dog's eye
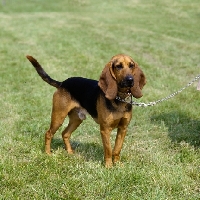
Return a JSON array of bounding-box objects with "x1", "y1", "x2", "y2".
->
[
  {"x1": 115, "y1": 64, "x2": 123, "y2": 70},
  {"x1": 129, "y1": 63, "x2": 135, "y2": 69}
]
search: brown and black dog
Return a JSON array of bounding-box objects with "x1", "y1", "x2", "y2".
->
[{"x1": 26, "y1": 54, "x2": 146, "y2": 167}]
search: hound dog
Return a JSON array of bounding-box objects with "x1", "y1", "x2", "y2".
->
[{"x1": 26, "y1": 54, "x2": 146, "y2": 167}]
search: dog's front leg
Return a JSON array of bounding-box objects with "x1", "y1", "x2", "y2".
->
[
  {"x1": 100, "y1": 126, "x2": 113, "y2": 168},
  {"x1": 112, "y1": 117, "x2": 130, "y2": 164},
  {"x1": 112, "y1": 127, "x2": 127, "y2": 164}
]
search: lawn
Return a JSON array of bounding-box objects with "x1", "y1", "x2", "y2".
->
[{"x1": 0, "y1": 0, "x2": 200, "y2": 199}]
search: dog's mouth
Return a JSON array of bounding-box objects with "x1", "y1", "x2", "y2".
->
[{"x1": 119, "y1": 75, "x2": 134, "y2": 88}]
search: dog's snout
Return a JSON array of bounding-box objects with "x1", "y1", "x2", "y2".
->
[
  {"x1": 125, "y1": 75, "x2": 134, "y2": 86},
  {"x1": 126, "y1": 76, "x2": 133, "y2": 83},
  {"x1": 120, "y1": 75, "x2": 134, "y2": 88}
]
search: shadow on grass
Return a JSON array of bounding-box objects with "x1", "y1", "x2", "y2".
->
[
  {"x1": 51, "y1": 138, "x2": 103, "y2": 162},
  {"x1": 151, "y1": 111, "x2": 200, "y2": 147},
  {"x1": 75, "y1": 141, "x2": 104, "y2": 162}
]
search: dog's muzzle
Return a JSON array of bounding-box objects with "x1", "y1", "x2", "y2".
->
[{"x1": 120, "y1": 75, "x2": 134, "y2": 88}]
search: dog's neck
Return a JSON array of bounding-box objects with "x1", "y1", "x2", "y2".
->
[{"x1": 116, "y1": 88, "x2": 131, "y2": 100}]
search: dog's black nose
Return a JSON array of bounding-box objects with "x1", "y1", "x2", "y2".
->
[{"x1": 125, "y1": 75, "x2": 134, "y2": 87}]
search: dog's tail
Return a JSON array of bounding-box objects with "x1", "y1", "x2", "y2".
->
[{"x1": 26, "y1": 55, "x2": 61, "y2": 88}]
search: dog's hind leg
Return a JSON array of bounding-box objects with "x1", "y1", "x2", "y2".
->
[
  {"x1": 62, "y1": 109, "x2": 83, "y2": 154},
  {"x1": 45, "y1": 89, "x2": 71, "y2": 154}
]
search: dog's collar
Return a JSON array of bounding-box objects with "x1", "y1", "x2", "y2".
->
[{"x1": 116, "y1": 91, "x2": 133, "y2": 104}]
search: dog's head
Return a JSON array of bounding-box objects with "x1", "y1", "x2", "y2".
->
[{"x1": 98, "y1": 54, "x2": 146, "y2": 100}]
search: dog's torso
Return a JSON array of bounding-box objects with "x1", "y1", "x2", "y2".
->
[{"x1": 60, "y1": 77, "x2": 132, "y2": 126}]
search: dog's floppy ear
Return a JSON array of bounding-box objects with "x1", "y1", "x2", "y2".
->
[
  {"x1": 98, "y1": 61, "x2": 118, "y2": 100},
  {"x1": 131, "y1": 65, "x2": 146, "y2": 98}
]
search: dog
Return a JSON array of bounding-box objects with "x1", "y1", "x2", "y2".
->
[{"x1": 26, "y1": 54, "x2": 146, "y2": 167}]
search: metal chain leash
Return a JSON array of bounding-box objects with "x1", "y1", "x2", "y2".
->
[{"x1": 116, "y1": 74, "x2": 200, "y2": 107}]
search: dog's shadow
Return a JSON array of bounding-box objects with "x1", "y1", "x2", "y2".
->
[
  {"x1": 51, "y1": 138, "x2": 103, "y2": 162},
  {"x1": 151, "y1": 111, "x2": 200, "y2": 147}
]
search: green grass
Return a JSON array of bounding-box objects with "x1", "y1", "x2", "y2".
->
[{"x1": 0, "y1": 0, "x2": 200, "y2": 199}]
